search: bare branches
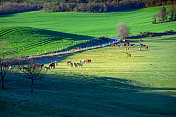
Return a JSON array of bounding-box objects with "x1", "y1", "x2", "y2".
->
[
  {"x1": 18, "y1": 59, "x2": 46, "y2": 92},
  {"x1": 117, "y1": 22, "x2": 130, "y2": 40}
]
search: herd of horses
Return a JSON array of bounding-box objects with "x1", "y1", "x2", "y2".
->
[
  {"x1": 22, "y1": 61, "x2": 58, "y2": 71},
  {"x1": 67, "y1": 59, "x2": 91, "y2": 67},
  {"x1": 1, "y1": 40, "x2": 148, "y2": 71},
  {"x1": 111, "y1": 40, "x2": 149, "y2": 57}
]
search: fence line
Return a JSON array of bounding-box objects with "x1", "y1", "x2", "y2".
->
[{"x1": 28, "y1": 38, "x2": 120, "y2": 59}]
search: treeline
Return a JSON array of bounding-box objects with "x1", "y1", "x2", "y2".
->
[
  {"x1": 0, "y1": 1, "x2": 42, "y2": 15},
  {"x1": 0, "y1": 0, "x2": 176, "y2": 14},
  {"x1": 152, "y1": 5, "x2": 176, "y2": 24}
]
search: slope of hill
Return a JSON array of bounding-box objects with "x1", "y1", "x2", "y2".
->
[
  {"x1": 0, "y1": 6, "x2": 176, "y2": 56},
  {"x1": 1, "y1": 35, "x2": 176, "y2": 117}
]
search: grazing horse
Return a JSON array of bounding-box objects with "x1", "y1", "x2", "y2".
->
[
  {"x1": 70, "y1": 63, "x2": 73, "y2": 67},
  {"x1": 49, "y1": 61, "x2": 55, "y2": 69},
  {"x1": 80, "y1": 60, "x2": 85, "y2": 63},
  {"x1": 130, "y1": 44, "x2": 135, "y2": 47},
  {"x1": 125, "y1": 47, "x2": 129, "y2": 50},
  {"x1": 144, "y1": 45, "x2": 148, "y2": 49},
  {"x1": 110, "y1": 43, "x2": 115, "y2": 47},
  {"x1": 37, "y1": 64, "x2": 44, "y2": 68},
  {"x1": 2, "y1": 65, "x2": 8, "y2": 68},
  {"x1": 32, "y1": 63, "x2": 37, "y2": 69},
  {"x1": 77, "y1": 63, "x2": 83, "y2": 67},
  {"x1": 45, "y1": 66, "x2": 50, "y2": 70},
  {"x1": 85, "y1": 59, "x2": 91, "y2": 63},
  {"x1": 74, "y1": 63, "x2": 78, "y2": 67},
  {"x1": 54, "y1": 61, "x2": 58, "y2": 66},
  {"x1": 126, "y1": 53, "x2": 131, "y2": 57},
  {"x1": 67, "y1": 61, "x2": 71, "y2": 64},
  {"x1": 140, "y1": 43, "x2": 144, "y2": 47}
]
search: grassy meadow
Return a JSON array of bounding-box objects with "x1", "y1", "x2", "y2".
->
[
  {"x1": 1, "y1": 35, "x2": 176, "y2": 117},
  {"x1": 0, "y1": 6, "x2": 176, "y2": 56},
  {"x1": 0, "y1": 5, "x2": 176, "y2": 117}
]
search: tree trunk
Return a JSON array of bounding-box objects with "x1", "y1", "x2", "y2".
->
[
  {"x1": 31, "y1": 79, "x2": 34, "y2": 92},
  {"x1": 1, "y1": 76, "x2": 5, "y2": 89}
]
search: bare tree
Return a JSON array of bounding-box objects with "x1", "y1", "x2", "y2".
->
[
  {"x1": 152, "y1": 14, "x2": 157, "y2": 24},
  {"x1": 19, "y1": 59, "x2": 46, "y2": 92},
  {"x1": 158, "y1": 7, "x2": 168, "y2": 23},
  {"x1": 0, "y1": 41, "x2": 14, "y2": 89},
  {"x1": 117, "y1": 22, "x2": 130, "y2": 40},
  {"x1": 169, "y1": 5, "x2": 176, "y2": 21}
]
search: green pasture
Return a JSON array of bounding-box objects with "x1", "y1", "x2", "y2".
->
[
  {"x1": 0, "y1": 6, "x2": 176, "y2": 56},
  {"x1": 1, "y1": 35, "x2": 176, "y2": 117}
]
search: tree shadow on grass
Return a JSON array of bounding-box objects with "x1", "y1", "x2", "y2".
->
[{"x1": 2, "y1": 72, "x2": 176, "y2": 116}]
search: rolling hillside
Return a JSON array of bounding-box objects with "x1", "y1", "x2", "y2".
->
[
  {"x1": 0, "y1": 6, "x2": 176, "y2": 56},
  {"x1": 1, "y1": 35, "x2": 176, "y2": 117}
]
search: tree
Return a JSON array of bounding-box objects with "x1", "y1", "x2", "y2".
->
[
  {"x1": 169, "y1": 5, "x2": 176, "y2": 21},
  {"x1": 19, "y1": 59, "x2": 46, "y2": 92},
  {"x1": 158, "y1": 7, "x2": 168, "y2": 23},
  {"x1": 152, "y1": 14, "x2": 157, "y2": 24},
  {"x1": 117, "y1": 22, "x2": 130, "y2": 40},
  {"x1": 0, "y1": 41, "x2": 14, "y2": 89}
]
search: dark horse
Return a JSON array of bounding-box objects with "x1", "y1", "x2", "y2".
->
[{"x1": 49, "y1": 61, "x2": 55, "y2": 69}]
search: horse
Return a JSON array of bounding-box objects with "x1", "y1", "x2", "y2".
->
[
  {"x1": 74, "y1": 63, "x2": 78, "y2": 67},
  {"x1": 140, "y1": 43, "x2": 144, "y2": 47},
  {"x1": 37, "y1": 64, "x2": 44, "y2": 68},
  {"x1": 126, "y1": 53, "x2": 131, "y2": 57},
  {"x1": 77, "y1": 63, "x2": 83, "y2": 67},
  {"x1": 67, "y1": 61, "x2": 71, "y2": 64},
  {"x1": 2, "y1": 65, "x2": 8, "y2": 68},
  {"x1": 54, "y1": 61, "x2": 58, "y2": 66},
  {"x1": 45, "y1": 66, "x2": 50, "y2": 70},
  {"x1": 110, "y1": 43, "x2": 115, "y2": 47},
  {"x1": 49, "y1": 61, "x2": 55, "y2": 69},
  {"x1": 32, "y1": 63, "x2": 37, "y2": 68},
  {"x1": 80, "y1": 60, "x2": 85, "y2": 63},
  {"x1": 125, "y1": 47, "x2": 129, "y2": 50},
  {"x1": 85, "y1": 59, "x2": 91, "y2": 63},
  {"x1": 144, "y1": 45, "x2": 148, "y2": 49},
  {"x1": 70, "y1": 63, "x2": 73, "y2": 67},
  {"x1": 130, "y1": 44, "x2": 135, "y2": 47}
]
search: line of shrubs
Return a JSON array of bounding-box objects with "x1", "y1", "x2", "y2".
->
[{"x1": 127, "y1": 30, "x2": 176, "y2": 39}]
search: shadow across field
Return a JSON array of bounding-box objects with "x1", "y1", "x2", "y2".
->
[{"x1": 1, "y1": 72, "x2": 176, "y2": 116}]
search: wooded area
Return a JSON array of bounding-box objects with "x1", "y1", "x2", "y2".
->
[{"x1": 0, "y1": 0, "x2": 176, "y2": 14}]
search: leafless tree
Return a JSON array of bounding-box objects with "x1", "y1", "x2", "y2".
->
[
  {"x1": 117, "y1": 22, "x2": 130, "y2": 40},
  {"x1": 152, "y1": 14, "x2": 157, "y2": 24},
  {"x1": 169, "y1": 5, "x2": 176, "y2": 21},
  {"x1": 0, "y1": 41, "x2": 14, "y2": 89},
  {"x1": 158, "y1": 7, "x2": 168, "y2": 23},
  {"x1": 19, "y1": 59, "x2": 46, "y2": 92}
]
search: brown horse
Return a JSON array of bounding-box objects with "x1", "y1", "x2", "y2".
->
[
  {"x1": 85, "y1": 59, "x2": 91, "y2": 63},
  {"x1": 49, "y1": 61, "x2": 55, "y2": 69},
  {"x1": 144, "y1": 45, "x2": 148, "y2": 49},
  {"x1": 2, "y1": 65, "x2": 8, "y2": 68},
  {"x1": 70, "y1": 63, "x2": 73, "y2": 67},
  {"x1": 110, "y1": 43, "x2": 115, "y2": 47},
  {"x1": 37, "y1": 64, "x2": 44, "y2": 68},
  {"x1": 126, "y1": 53, "x2": 131, "y2": 57}
]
